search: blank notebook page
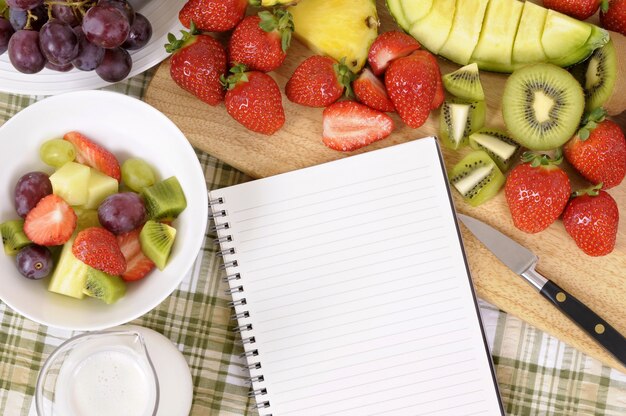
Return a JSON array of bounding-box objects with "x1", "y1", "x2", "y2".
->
[{"x1": 210, "y1": 137, "x2": 503, "y2": 416}]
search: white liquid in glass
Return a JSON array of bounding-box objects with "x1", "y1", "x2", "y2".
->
[{"x1": 55, "y1": 346, "x2": 156, "y2": 416}]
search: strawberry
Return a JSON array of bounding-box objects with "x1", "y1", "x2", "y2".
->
[
  {"x1": 367, "y1": 31, "x2": 421, "y2": 76},
  {"x1": 563, "y1": 185, "x2": 619, "y2": 256},
  {"x1": 222, "y1": 64, "x2": 285, "y2": 135},
  {"x1": 229, "y1": 9, "x2": 293, "y2": 72},
  {"x1": 600, "y1": 0, "x2": 626, "y2": 35},
  {"x1": 72, "y1": 227, "x2": 126, "y2": 275},
  {"x1": 64, "y1": 131, "x2": 121, "y2": 182},
  {"x1": 178, "y1": 0, "x2": 247, "y2": 32},
  {"x1": 23, "y1": 194, "x2": 77, "y2": 246},
  {"x1": 353, "y1": 68, "x2": 395, "y2": 112},
  {"x1": 117, "y1": 227, "x2": 155, "y2": 281},
  {"x1": 564, "y1": 108, "x2": 626, "y2": 189},
  {"x1": 504, "y1": 152, "x2": 571, "y2": 234},
  {"x1": 166, "y1": 24, "x2": 227, "y2": 106},
  {"x1": 420, "y1": 51, "x2": 444, "y2": 110},
  {"x1": 322, "y1": 101, "x2": 394, "y2": 152},
  {"x1": 285, "y1": 55, "x2": 354, "y2": 108},
  {"x1": 544, "y1": 0, "x2": 606, "y2": 20},
  {"x1": 385, "y1": 52, "x2": 438, "y2": 128}
]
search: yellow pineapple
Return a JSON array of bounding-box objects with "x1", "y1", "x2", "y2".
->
[{"x1": 288, "y1": 0, "x2": 379, "y2": 72}]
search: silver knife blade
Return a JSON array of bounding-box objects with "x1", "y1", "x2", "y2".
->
[{"x1": 457, "y1": 213, "x2": 537, "y2": 275}]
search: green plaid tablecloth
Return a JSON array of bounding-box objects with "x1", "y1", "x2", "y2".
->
[{"x1": 1, "y1": 71, "x2": 626, "y2": 416}]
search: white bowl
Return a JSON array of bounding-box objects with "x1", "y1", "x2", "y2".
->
[
  {"x1": 0, "y1": 90, "x2": 208, "y2": 330},
  {"x1": 0, "y1": 0, "x2": 188, "y2": 95}
]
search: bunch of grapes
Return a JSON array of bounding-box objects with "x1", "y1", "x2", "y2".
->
[{"x1": 0, "y1": 0, "x2": 152, "y2": 82}]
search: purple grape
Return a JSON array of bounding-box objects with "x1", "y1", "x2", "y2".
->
[
  {"x1": 122, "y1": 13, "x2": 151, "y2": 51},
  {"x1": 98, "y1": 192, "x2": 146, "y2": 235},
  {"x1": 50, "y1": 3, "x2": 80, "y2": 26},
  {"x1": 95, "y1": 46, "x2": 131, "y2": 82},
  {"x1": 8, "y1": 29, "x2": 46, "y2": 74},
  {"x1": 0, "y1": 18, "x2": 14, "y2": 55},
  {"x1": 39, "y1": 20, "x2": 78, "y2": 65},
  {"x1": 45, "y1": 60, "x2": 72, "y2": 72},
  {"x1": 16, "y1": 245, "x2": 52, "y2": 279},
  {"x1": 82, "y1": 5, "x2": 130, "y2": 49},
  {"x1": 72, "y1": 26, "x2": 104, "y2": 71},
  {"x1": 9, "y1": 5, "x2": 48, "y2": 31},
  {"x1": 6, "y1": 0, "x2": 43, "y2": 11},
  {"x1": 14, "y1": 171, "x2": 52, "y2": 217},
  {"x1": 97, "y1": 0, "x2": 134, "y2": 25}
]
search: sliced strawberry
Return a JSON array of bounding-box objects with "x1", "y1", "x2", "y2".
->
[
  {"x1": 411, "y1": 50, "x2": 444, "y2": 109},
  {"x1": 368, "y1": 31, "x2": 421, "y2": 76},
  {"x1": 72, "y1": 227, "x2": 126, "y2": 275},
  {"x1": 322, "y1": 101, "x2": 395, "y2": 152},
  {"x1": 117, "y1": 228, "x2": 155, "y2": 281},
  {"x1": 353, "y1": 68, "x2": 395, "y2": 113},
  {"x1": 24, "y1": 194, "x2": 77, "y2": 246},
  {"x1": 63, "y1": 131, "x2": 121, "y2": 182}
]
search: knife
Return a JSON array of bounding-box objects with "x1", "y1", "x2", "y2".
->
[{"x1": 457, "y1": 213, "x2": 626, "y2": 368}]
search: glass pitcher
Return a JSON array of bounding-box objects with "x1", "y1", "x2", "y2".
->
[{"x1": 36, "y1": 329, "x2": 160, "y2": 416}]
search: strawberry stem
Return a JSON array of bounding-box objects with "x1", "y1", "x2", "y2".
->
[
  {"x1": 258, "y1": 8, "x2": 294, "y2": 53},
  {"x1": 577, "y1": 107, "x2": 606, "y2": 141},
  {"x1": 335, "y1": 57, "x2": 356, "y2": 99},
  {"x1": 220, "y1": 63, "x2": 249, "y2": 90},
  {"x1": 164, "y1": 21, "x2": 199, "y2": 54},
  {"x1": 572, "y1": 182, "x2": 603, "y2": 198},
  {"x1": 600, "y1": 0, "x2": 609, "y2": 13},
  {"x1": 521, "y1": 148, "x2": 563, "y2": 167}
]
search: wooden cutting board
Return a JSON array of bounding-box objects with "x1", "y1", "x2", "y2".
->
[{"x1": 145, "y1": 1, "x2": 626, "y2": 372}]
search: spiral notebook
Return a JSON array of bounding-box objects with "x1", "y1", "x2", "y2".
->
[{"x1": 209, "y1": 137, "x2": 504, "y2": 416}]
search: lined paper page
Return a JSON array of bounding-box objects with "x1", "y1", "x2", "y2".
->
[{"x1": 211, "y1": 138, "x2": 503, "y2": 416}]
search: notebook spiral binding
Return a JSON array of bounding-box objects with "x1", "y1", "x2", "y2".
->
[{"x1": 209, "y1": 196, "x2": 272, "y2": 416}]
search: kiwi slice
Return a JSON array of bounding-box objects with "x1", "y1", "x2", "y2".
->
[
  {"x1": 449, "y1": 150, "x2": 505, "y2": 207},
  {"x1": 142, "y1": 176, "x2": 187, "y2": 220},
  {"x1": 584, "y1": 39, "x2": 617, "y2": 112},
  {"x1": 439, "y1": 99, "x2": 486, "y2": 150},
  {"x1": 1, "y1": 220, "x2": 31, "y2": 255},
  {"x1": 139, "y1": 220, "x2": 176, "y2": 270},
  {"x1": 469, "y1": 128, "x2": 520, "y2": 172},
  {"x1": 502, "y1": 63, "x2": 585, "y2": 151},
  {"x1": 442, "y1": 63, "x2": 485, "y2": 101},
  {"x1": 83, "y1": 268, "x2": 126, "y2": 304}
]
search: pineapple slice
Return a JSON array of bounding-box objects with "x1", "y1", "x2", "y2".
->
[{"x1": 288, "y1": 0, "x2": 379, "y2": 72}]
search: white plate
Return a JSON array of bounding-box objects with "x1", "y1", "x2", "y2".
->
[
  {"x1": 0, "y1": 0, "x2": 186, "y2": 95},
  {"x1": 0, "y1": 90, "x2": 208, "y2": 330}
]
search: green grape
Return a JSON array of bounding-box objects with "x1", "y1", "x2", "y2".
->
[
  {"x1": 121, "y1": 158, "x2": 157, "y2": 192},
  {"x1": 39, "y1": 139, "x2": 76, "y2": 168}
]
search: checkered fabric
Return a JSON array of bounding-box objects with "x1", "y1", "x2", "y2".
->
[{"x1": 0, "y1": 70, "x2": 625, "y2": 416}]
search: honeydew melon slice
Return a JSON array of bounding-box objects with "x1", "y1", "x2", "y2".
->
[
  {"x1": 472, "y1": 0, "x2": 523, "y2": 72},
  {"x1": 439, "y1": 0, "x2": 489, "y2": 65},
  {"x1": 541, "y1": 10, "x2": 590, "y2": 60},
  {"x1": 512, "y1": 1, "x2": 548, "y2": 65},
  {"x1": 399, "y1": 0, "x2": 433, "y2": 27},
  {"x1": 409, "y1": 0, "x2": 455, "y2": 54},
  {"x1": 387, "y1": 0, "x2": 411, "y2": 31}
]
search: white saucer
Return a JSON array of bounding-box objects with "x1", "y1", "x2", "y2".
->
[{"x1": 114, "y1": 325, "x2": 193, "y2": 416}]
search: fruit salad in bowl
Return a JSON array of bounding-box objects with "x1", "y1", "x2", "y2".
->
[{"x1": 0, "y1": 90, "x2": 208, "y2": 330}]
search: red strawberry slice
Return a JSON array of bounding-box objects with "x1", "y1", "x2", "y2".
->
[
  {"x1": 368, "y1": 31, "x2": 421, "y2": 76},
  {"x1": 419, "y1": 51, "x2": 445, "y2": 110},
  {"x1": 24, "y1": 194, "x2": 77, "y2": 246},
  {"x1": 117, "y1": 228, "x2": 155, "y2": 281},
  {"x1": 353, "y1": 68, "x2": 395, "y2": 113},
  {"x1": 322, "y1": 101, "x2": 395, "y2": 152},
  {"x1": 72, "y1": 227, "x2": 126, "y2": 275},
  {"x1": 63, "y1": 131, "x2": 121, "y2": 182}
]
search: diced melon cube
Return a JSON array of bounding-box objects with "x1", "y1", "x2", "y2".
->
[
  {"x1": 83, "y1": 168, "x2": 118, "y2": 209},
  {"x1": 50, "y1": 162, "x2": 91, "y2": 206},
  {"x1": 48, "y1": 234, "x2": 89, "y2": 299}
]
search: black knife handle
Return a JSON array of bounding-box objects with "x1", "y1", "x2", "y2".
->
[{"x1": 540, "y1": 280, "x2": 626, "y2": 367}]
